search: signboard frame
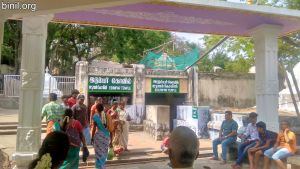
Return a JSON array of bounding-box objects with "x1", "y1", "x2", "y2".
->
[{"x1": 88, "y1": 75, "x2": 133, "y2": 93}]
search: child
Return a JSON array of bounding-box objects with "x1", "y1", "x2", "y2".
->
[{"x1": 161, "y1": 133, "x2": 170, "y2": 154}]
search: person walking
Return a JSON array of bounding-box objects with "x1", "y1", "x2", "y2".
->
[
  {"x1": 72, "y1": 94, "x2": 91, "y2": 145},
  {"x1": 53, "y1": 109, "x2": 87, "y2": 169},
  {"x1": 91, "y1": 103, "x2": 110, "y2": 169},
  {"x1": 107, "y1": 100, "x2": 119, "y2": 148},
  {"x1": 41, "y1": 93, "x2": 64, "y2": 135},
  {"x1": 90, "y1": 97, "x2": 103, "y2": 126},
  {"x1": 67, "y1": 89, "x2": 79, "y2": 108},
  {"x1": 118, "y1": 101, "x2": 130, "y2": 151},
  {"x1": 29, "y1": 131, "x2": 70, "y2": 169},
  {"x1": 61, "y1": 95, "x2": 70, "y2": 109}
]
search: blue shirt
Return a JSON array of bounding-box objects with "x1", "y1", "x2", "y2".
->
[
  {"x1": 221, "y1": 119, "x2": 238, "y2": 138},
  {"x1": 259, "y1": 130, "x2": 277, "y2": 146}
]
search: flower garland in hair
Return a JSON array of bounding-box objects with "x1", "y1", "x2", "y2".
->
[{"x1": 34, "y1": 153, "x2": 52, "y2": 169}]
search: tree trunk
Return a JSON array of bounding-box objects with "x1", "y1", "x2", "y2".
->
[
  {"x1": 14, "y1": 21, "x2": 22, "y2": 74},
  {"x1": 280, "y1": 63, "x2": 300, "y2": 121}
]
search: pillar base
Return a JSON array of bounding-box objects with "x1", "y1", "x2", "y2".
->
[{"x1": 12, "y1": 152, "x2": 37, "y2": 169}]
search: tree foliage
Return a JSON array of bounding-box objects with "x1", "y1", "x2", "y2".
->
[
  {"x1": 2, "y1": 22, "x2": 171, "y2": 75},
  {"x1": 2, "y1": 20, "x2": 22, "y2": 74},
  {"x1": 200, "y1": 35, "x2": 254, "y2": 73},
  {"x1": 46, "y1": 23, "x2": 172, "y2": 75}
]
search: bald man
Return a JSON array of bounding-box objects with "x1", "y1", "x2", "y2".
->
[{"x1": 168, "y1": 126, "x2": 199, "y2": 169}]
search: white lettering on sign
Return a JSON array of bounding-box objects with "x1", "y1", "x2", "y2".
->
[
  {"x1": 89, "y1": 77, "x2": 109, "y2": 84},
  {"x1": 111, "y1": 77, "x2": 132, "y2": 84}
]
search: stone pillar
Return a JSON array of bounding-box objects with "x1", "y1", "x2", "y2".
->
[
  {"x1": 132, "y1": 64, "x2": 145, "y2": 123},
  {"x1": 12, "y1": 15, "x2": 53, "y2": 169},
  {"x1": 132, "y1": 64, "x2": 145, "y2": 106},
  {"x1": 0, "y1": 18, "x2": 5, "y2": 65},
  {"x1": 186, "y1": 66, "x2": 198, "y2": 106},
  {"x1": 193, "y1": 66, "x2": 199, "y2": 106},
  {"x1": 251, "y1": 24, "x2": 282, "y2": 132},
  {"x1": 75, "y1": 61, "x2": 89, "y2": 105}
]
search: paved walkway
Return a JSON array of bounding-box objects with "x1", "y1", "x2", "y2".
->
[
  {"x1": 106, "y1": 158, "x2": 249, "y2": 169},
  {"x1": 0, "y1": 108, "x2": 212, "y2": 159}
]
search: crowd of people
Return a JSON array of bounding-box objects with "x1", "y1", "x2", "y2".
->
[
  {"x1": 39, "y1": 89, "x2": 131, "y2": 169},
  {"x1": 35, "y1": 92, "x2": 298, "y2": 169},
  {"x1": 210, "y1": 111, "x2": 297, "y2": 169}
]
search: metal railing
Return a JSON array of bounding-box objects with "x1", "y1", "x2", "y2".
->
[
  {"x1": 4, "y1": 75, "x2": 21, "y2": 97},
  {"x1": 49, "y1": 76, "x2": 75, "y2": 96},
  {"x1": 3, "y1": 75, "x2": 75, "y2": 97},
  {"x1": 0, "y1": 74, "x2": 3, "y2": 95}
]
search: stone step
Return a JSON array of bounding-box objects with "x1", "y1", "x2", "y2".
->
[
  {"x1": 0, "y1": 129, "x2": 47, "y2": 135},
  {"x1": 78, "y1": 150, "x2": 213, "y2": 168},
  {"x1": 0, "y1": 122, "x2": 47, "y2": 135},
  {"x1": 0, "y1": 122, "x2": 47, "y2": 125},
  {"x1": 129, "y1": 124, "x2": 144, "y2": 132},
  {"x1": 0, "y1": 124, "x2": 47, "y2": 130},
  {"x1": 0, "y1": 97, "x2": 19, "y2": 109}
]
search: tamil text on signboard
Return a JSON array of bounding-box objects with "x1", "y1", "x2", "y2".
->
[
  {"x1": 151, "y1": 78, "x2": 179, "y2": 93},
  {"x1": 88, "y1": 76, "x2": 133, "y2": 93}
]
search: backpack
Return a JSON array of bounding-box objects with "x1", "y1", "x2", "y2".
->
[{"x1": 65, "y1": 121, "x2": 81, "y2": 147}]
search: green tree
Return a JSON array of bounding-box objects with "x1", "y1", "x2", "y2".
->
[
  {"x1": 2, "y1": 20, "x2": 22, "y2": 74},
  {"x1": 201, "y1": 35, "x2": 254, "y2": 73},
  {"x1": 46, "y1": 23, "x2": 171, "y2": 75}
]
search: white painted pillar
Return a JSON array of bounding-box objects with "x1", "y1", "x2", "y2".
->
[
  {"x1": 0, "y1": 18, "x2": 5, "y2": 65},
  {"x1": 75, "y1": 61, "x2": 89, "y2": 105},
  {"x1": 13, "y1": 15, "x2": 53, "y2": 169},
  {"x1": 251, "y1": 24, "x2": 282, "y2": 132}
]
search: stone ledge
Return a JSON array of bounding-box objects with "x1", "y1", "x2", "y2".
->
[
  {"x1": 288, "y1": 155, "x2": 300, "y2": 166},
  {"x1": 143, "y1": 120, "x2": 169, "y2": 141}
]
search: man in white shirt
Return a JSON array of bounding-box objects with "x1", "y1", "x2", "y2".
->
[
  {"x1": 168, "y1": 126, "x2": 199, "y2": 169},
  {"x1": 232, "y1": 112, "x2": 259, "y2": 169}
]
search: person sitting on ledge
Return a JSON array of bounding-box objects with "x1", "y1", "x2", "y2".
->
[
  {"x1": 263, "y1": 121, "x2": 297, "y2": 169},
  {"x1": 168, "y1": 126, "x2": 199, "y2": 169},
  {"x1": 247, "y1": 121, "x2": 277, "y2": 169},
  {"x1": 210, "y1": 110, "x2": 238, "y2": 164},
  {"x1": 232, "y1": 112, "x2": 260, "y2": 169}
]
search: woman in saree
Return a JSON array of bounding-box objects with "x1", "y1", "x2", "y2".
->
[
  {"x1": 118, "y1": 101, "x2": 130, "y2": 151},
  {"x1": 53, "y1": 108, "x2": 87, "y2": 169},
  {"x1": 91, "y1": 103, "x2": 110, "y2": 169},
  {"x1": 111, "y1": 119, "x2": 125, "y2": 156}
]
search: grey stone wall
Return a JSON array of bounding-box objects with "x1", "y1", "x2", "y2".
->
[
  {"x1": 198, "y1": 73, "x2": 255, "y2": 108},
  {"x1": 143, "y1": 120, "x2": 169, "y2": 141}
]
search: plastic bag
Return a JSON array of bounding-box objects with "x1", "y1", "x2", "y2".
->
[
  {"x1": 107, "y1": 148, "x2": 114, "y2": 160},
  {"x1": 52, "y1": 121, "x2": 61, "y2": 132},
  {"x1": 82, "y1": 146, "x2": 90, "y2": 162}
]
